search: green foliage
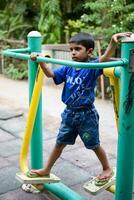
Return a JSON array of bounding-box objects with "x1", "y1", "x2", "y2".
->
[
  {"x1": 81, "y1": 0, "x2": 134, "y2": 42},
  {"x1": 64, "y1": 20, "x2": 86, "y2": 41},
  {"x1": 38, "y1": 0, "x2": 61, "y2": 43},
  {"x1": 4, "y1": 62, "x2": 28, "y2": 80},
  {"x1": 0, "y1": 39, "x2": 28, "y2": 80},
  {"x1": 65, "y1": 0, "x2": 134, "y2": 48},
  {"x1": 0, "y1": 1, "x2": 32, "y2": 40},
  {"x1": 0, "y1": 0, "x2": 134, "y2": 43}
]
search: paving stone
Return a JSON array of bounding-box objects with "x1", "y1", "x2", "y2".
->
[
  {"x1": 108, "y1": 155, "x2": 117, "y2": 167},
  {"x1": 0, "y1": 188, "x2": 50, "y2": 200},
  {"x1": 0, "y1": 120, "x2": 4, "y2": 126},
  {"x1": 0, "y1": 129, "x2": 15, "y2": 142},
  {"x1": 53, "y1": 160, "x2": 90, "y2": 186},
  {"x1": 102, "y1": 139, "x2": 117, "y2": 155},
  {"x1": 91, "y1": 190, "x2": 114, "y2": 200},
  {"x1": 0, "y1": 157, "x2": 11, "y2": 169},
  {"x1": 0, "y1": 117, "x2": 26, "y2": 138},
  {"x1": 43, "y1": 114, "x2": 60, "y2": 135},
  {"x1": 43, "y1": 137, "x2": 56, "y2": 153},
  {"x1": 6, "y1": 154, "x2": 32, "y2": 170},
  {"x1": 6, "y1": 154, "x2": 20, "y2": 168},
  {"x1": 83, "y1": 154, "x2": 116, "y2": 178},
  {"x1": 61, "y1": 147, "x2": 100, "y2": 169},
  {"x1": 43, "y1": 128, "x2": 56, "y2": 140},
  {"x1": 16, "y1": 131, "x2": 26, "y2": 139},
  {"x1": 0, "y1": 109, "x2": 23, "y2": 120},
  {"x1": 43, "y1": 135, "x2": 84, "y2": 153},
  {"x1": 71, "y1": 183, "x2": 114, "y2": 200},
  {"x1": 71, "y1": 183, "x2": 94, "y2": 200},
  {"x1": 84, "y1": 163, "x2": 103, "y2": 177},
  {"x1": 0, "y1": 166, "x2": 21, "y2": 194},
  {"x1": 0, "y1": 139, "x2": 22, "y2": 157}
]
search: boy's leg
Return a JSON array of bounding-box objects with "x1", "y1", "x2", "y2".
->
[
  {"x1": 30, "y1": 143, "x2": 66, "y2": 175},
  {"x1": 93, "y1": 145, "x2": 112, "y2": 180}
]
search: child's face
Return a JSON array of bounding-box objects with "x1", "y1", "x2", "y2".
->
[{"x1": 69, "y1": 43, "x2": 93, "y2": 62}]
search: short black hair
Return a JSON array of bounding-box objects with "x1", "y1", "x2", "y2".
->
[{"x1": 69, "y1": 32, "x2": 95, "y2": 50}]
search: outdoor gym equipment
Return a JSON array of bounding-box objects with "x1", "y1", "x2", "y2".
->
[
  {"x1": 16, "y1": 57, "x2": 60, "y2": 185},
  {"x1": 2, "y1": 31, "x2": 134, "y2": 200}
]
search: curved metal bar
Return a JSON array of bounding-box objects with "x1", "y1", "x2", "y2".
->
[
  {"x1": 36, "y1": 57, "x2": 128, "y2": 69},
  {"x1": 2, "y1": 49, "x2": 128, "y2": 69}
]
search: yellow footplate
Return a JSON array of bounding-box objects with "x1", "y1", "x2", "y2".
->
[
  {"x1": 16, "y1": 172, "x2": 60, "y2": 184},
  {"x1": 83, "y1": 168, "x2": 116, "y2": 195}
]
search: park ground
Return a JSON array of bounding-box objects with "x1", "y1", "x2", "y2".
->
[{"x1": 0, "y1": 74, "x2": 118, "y2": 200}]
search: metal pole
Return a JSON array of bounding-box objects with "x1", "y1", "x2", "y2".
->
[
  {"x1": 115, "y1": 34, "x2": 134, "y2": 200},
  {"x1": 27, "y1": 31, "x2": 43, "y2": 169}
]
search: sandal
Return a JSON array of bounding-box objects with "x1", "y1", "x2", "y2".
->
[
  {"x1": 26, "y1": 170, "x2": 50, "y2": 178},
  {"x1": 95, "y1": 170, "x2": 114, "y2": 186}
]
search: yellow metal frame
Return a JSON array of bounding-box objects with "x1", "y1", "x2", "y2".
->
[
  {"x1": 20, "y1": 66, "x2": 44, "y2": 173},
  {"x1": 103, "y1": 68, "x2": 120, "y2": 128},
  {"x1": 103, "y1": 67, "x2": 120, "y2": 193}
]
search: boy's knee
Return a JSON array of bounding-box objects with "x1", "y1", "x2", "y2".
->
[{"x1": 55, "y1": 143, "x2": 66, "y2": 149}]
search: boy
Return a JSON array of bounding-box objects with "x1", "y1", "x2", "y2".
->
[{"x1": 28, "y1": 32, "x2": 132, "y2": 185}]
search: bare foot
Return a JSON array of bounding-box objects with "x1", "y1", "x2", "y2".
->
[
  {"x1": 97, "y1": 168, "x2": 112, "y2": 180},
  {"x1": 30, "y1": 168, "x2": 50, "y2": 176}
]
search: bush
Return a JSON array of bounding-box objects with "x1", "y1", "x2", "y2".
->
[{"x1": 4, "y1": 62, "x2": 28, "y2": 80}]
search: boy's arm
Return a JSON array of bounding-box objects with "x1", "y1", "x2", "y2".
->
[
  {"x1": 30, "y1": 53, "x2": 55, "y2": 78},
  {"x1": 39, "y1": 62, "x2": 55, "y2": 78},
  {"x1": 99, "y1": 32, "x2": 132, "y2": 62}
]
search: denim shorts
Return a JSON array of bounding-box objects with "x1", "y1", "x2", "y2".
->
[{"x1": 56, "y1": 106, "x2": 100, "y2": 149}]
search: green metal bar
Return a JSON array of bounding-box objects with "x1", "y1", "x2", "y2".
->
[
  {"x1": 2, "y1": 49, "x2": 128, "y2": 69},
  {"x1": 115, "y1": 36, "x2": 134, "y2": 200},
  {"x1": 27, "y1": 31, "x2": 43, "y2": 169},
  {"x1": 44, "y1": 182, "x2": 85, "y2": 200},
  {"x1": 2, "y1": 50, "x2": 29, "y2": 60},
  {"x1": 5, "y1": 48, "x2": 30, "y2": 53},
  {"x1": 35, "y1": 57, "x2": 128, "y2": 68}
]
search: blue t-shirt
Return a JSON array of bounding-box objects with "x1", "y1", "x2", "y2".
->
[{"x1": 53, "y1": 59, "x2": 103, "y2": 107}]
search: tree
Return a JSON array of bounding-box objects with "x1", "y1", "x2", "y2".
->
[
  {"x1": 38, "y1": 0, "x2": 61, "y2": 44},
  {"x1": 80, "y1": 0, "x2": 134, "y2": 43},
  {"x1": 1, "y1": 0, "x2": 133, "y2": 44},
  {"x1": 0, "y1": 0, "x2": 40, "y2": 40}
]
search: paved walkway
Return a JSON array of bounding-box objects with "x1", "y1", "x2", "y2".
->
[{"x1": 0, "y1": 75, "x2": 117, "y2": 200}]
